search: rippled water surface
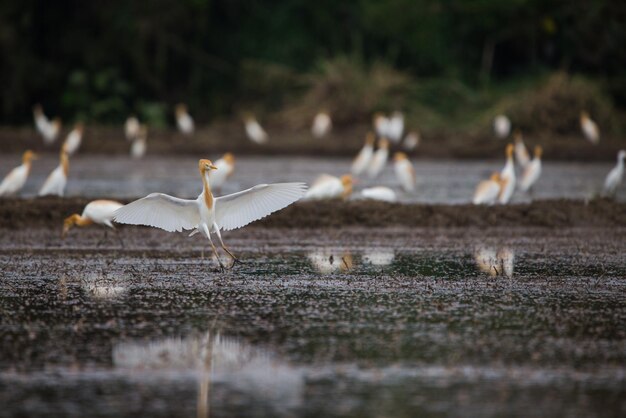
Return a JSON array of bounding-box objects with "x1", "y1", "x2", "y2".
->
[{"x1": 1, "y1": 154, "x2": 623, "y2": 203}]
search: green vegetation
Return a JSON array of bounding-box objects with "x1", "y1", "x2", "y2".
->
[{"x1": 0, "y1": 0, "x2": 624, "y2": 133}]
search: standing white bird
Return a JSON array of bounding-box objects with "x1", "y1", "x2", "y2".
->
[
  {"x1": 175, "y1": 103, "x2": 194, "y2": 135},
  {"x1": 33, "y1": 104, "x2": 62, "y2": 145},
  {"x1": 580, "y1": 111, "x2": 600, "y2": 145},
  {"x1": 493, "y1": 115, "x2": 511, "y2": 139},
  {"x1": 394, "y1": 152, "x2": 416, "y2": 193},
  {"x1": 244, "y1": 116, "x2": 268, "y2": 144},
  {"x1": 39, "y1": 145, "x2": 70, "y2": 197},
  {"x1": 513, "y1": 131, "x2": 530, "y2": 168},
  {"x1": 403, "y1": 131, "x2": 420, "y2": 150},
  {"x1": 311, "y1": 111, "x2": 332, "y2": 138},
  {"x1": 499, "y1": 143, "x2": 516, "y2": 204},
  {"x1": 113, "y1": 159, "x2": 306, "y2": 269},
  {"x1": 304, "y1": 174, "x2": 352, "y2": 200},
  {"x1": 472, "y1": 173, "x2": 504, "y2": 205},
  {"x1": 360, "y1": 186, "x2": 397, "y2": 202},
  {"x1": 519, "y1": 146, "x2": 543, "y2": 192},
  {"x1": 125, "y1": 116, "x2": 140, "y2": 141},
  {"x1": 603, "y1": 150, "x2": 626, "y2": 197},
  {"x1": 368, "y1": 138, "x2": 389, "y2": 179},
  {"x1": 209, "y1": 153, "x2": 236, "y2": 191},
  {"x1": 387, "y1": 111, "x2": 404, "y2": 143},
  {"x1": 63, "y1": 123, "x2": 84, "y2": 155},
  {"x1": 131, "y1": 125, "x2": 148, "y2": 159},
  {"x1": 351, "y1": 133, "x2": 375, "y2": 176},
  {"x1": 373, "y1": 113, "x2": 390, "y2": 138},
  {"x1": 62, "y1": 200, "x2": 124, "y2": 238},
  {"x1": 0, "y1": 150, "x2": 38, "y2": 196}
]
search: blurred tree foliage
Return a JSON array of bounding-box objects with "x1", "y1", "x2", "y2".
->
[{"x1": 0, "y1": 0, "x2": 624, "y2": 124}]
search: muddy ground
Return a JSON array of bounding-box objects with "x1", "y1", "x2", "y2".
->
[
  {"x1": 0, "y1": 197, "x2": 624, "y2": 230},
  {"x1": 0, "y1": 225, "x2": 625, "y2": 417},
  {"x1": 1, "y1": 123, "x2": 624, "y2": 160}
]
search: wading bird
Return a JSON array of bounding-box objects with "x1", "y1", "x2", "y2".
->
[
  {"x1": 403, "y1": 131, "x2": 420, "y2": 150},
  {"x1": 175, "y1": 104, "x2": 194, "y2": 135},
  {"x1": 373, "y1": 113, "x2": 390, "y2": 139},
  {"x1": 394, "y1": 152, "x2": 416, "y2": 193},
  {"x1": 209, "y1": 153, "x2": 236, "y2": 191},
  {"x1": 311, "y1": 111, "x2": 332, "y2": 138},
  {"x1": 360, "y1": 186, "x2": 397, "y2": 202},
  {"x1": 351, "y1": 133, "x2": 375, "y2": 176},
  {"x1": 63, "y1": 123, "x2": 84, "y2": 155},
  {"x1": 0, "y1": 150, "x2": 37, "y2": 196},
  {"x1": 131, "y1": 125, "x2": 148, "y2": 159},
  {"x1": 473, "y1": 173, "x2": 504, "y2": 205},
  {"x1": 513, "y1": 131, "x2": 530, "y2": 168},
  {"x1": 499, "y1": 144, "x2": 516, "y2": 204},
  {"x1": 603, "y1": 150, "x2": 625, "y2": 197},
  {"x1": 387, "y1": 111, "x2": 404, "y2": 143},
  {"x1": 368, "y1": 138, "x2": 389, "y2": 179},
  {"x1": 493, "y1": 115, "x2": 511, "y2": 139},
  {"x1": 244, "y1": 115, "x2": 268, "y2": 144},
  {"x1": 519, "y1": 146, "x2": 543, "y2": 193},
  {"x1": 33, "y1": 104, "x2": 61, "y2": 144},
  {"x1": 114, "y1": 159, "x2": 306, "y2": 269},
  {"x1": 125, "y1": 116, "x2": 140, "y2": 141},
  {"x1": 305, "y1": 174, "x2": 352, "y2": 200},
  {"x1": 39, "y1": 145, "x2": 70, "y2": 197},
  {"x1": 580, "y1": 111, "x2": 600, "y2": 145},
  {"x1": 63, "y1": 200, "x2": 124, "y2": 245}
]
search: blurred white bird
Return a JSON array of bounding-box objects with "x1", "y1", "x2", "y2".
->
[
  {"x1": 175, "y1": 103, "x2": 194, "y2": 135},
  {"x1": 394, "y1": 152, "x2": 416, "y2": 193},
  {"x1": 39, "y1": 145, "x2": 70, "y2": 197},
  {"x1": 63, "y1": 123, "x2": 84, "y2": 155},
  {"x1": 499, "y1": 143, "x2": 516, "y2": 204},
  {"x1": 360, "y1": 186, "x2": 397, "y2": 202},
  {"x1": 519, "y1": 146, "x2": 543, "y2": 192},
  {"x1": 493, "y1": 115, "x2": 511, "y2": 139},
  {"x1": 513, "y1": 131, "x2": 530, "y2": 168},
  {"x1": 373, "y1": 113, "x2": 390, "y2": 138},
  {"x1": 114, "y1": 159, "x2": 306, "y2": 269},
  {"x1": 403, "y1": 131, "x2": 420, "y2": 150},
  {"x1": 125, "y1": 116, "x2": 140, "y2": 141},
  {"x1": 351, "y1": 133, "x2": 375, "y2": 176},
  {"x1": 131, "y1": 125, "x2": 148, "y2": 159},
  {"x1": 603, "y1": 150, "x2": 625, "y2": 197},
  {"x1": 387, "y1": 111, "x2": 404, "y2": 143},
  {"x1": 580, "y1": 111, "x2": 600, "y2": 145},
  {"x1": 63, "y1": 200, "x2": 124, "y2": 238},
  {"x1": 311, "y1": 111, "x2": 332, "y2": 138},
  {"x1": 33, "y1": 104, "x2": 61, "y2": 145},
  {"x1": 209, "y1": 152, "x2": 236, "y2": 191},
  {"x1": 244, "y1": 116, "x2": 268, "y2": 144},
  {"x1": 0, "y1": 150, "x2": 37, "y2": 196},
  {"x1": 472, "y1": 173, "x2": 503, "y2": 205},
  {"x1": 305, "y1": 174, "x2": 352, "y2": 200},
  {"x1": 474, "y1": 246, "x2": 514, "y2": 277},
  {"x1": 368, "y1": 138, "x2": 389, "y2": 179}
]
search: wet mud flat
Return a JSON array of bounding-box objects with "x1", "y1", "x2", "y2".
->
[{"x1": 0, "y1": 224, "x2": 625, "y2": 417}]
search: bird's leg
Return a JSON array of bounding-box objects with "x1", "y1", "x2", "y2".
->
[
  {"x1": 213, "y1": 223, "x2": 239, "y2": 265},
  {"x1": 97, "y1": 229, "x2": 108, "y2": 247},
  {"x1": 202, "y1": 224, "x2": 224, "y2": 272}
]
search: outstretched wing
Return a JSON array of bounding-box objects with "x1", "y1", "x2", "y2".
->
[
  {"x1": 113, "y1": 193, "x2": 200, "y2": 232},
  {"x1": 214, "y1": 183, "x2": 307, "y2": 231}
]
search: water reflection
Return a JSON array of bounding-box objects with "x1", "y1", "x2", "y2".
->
[
  {"x1": 474, "y1": 246, "x2": 515, "y2": 277},
  {"x1": 362, "y1": 250, "x2": 395, "y2": 266},
  {"x1": 307, "y1": 250, "x2": 353, "y2": 273},
  {"x1": 113, "y1": 333, "x2": 304, "y2": 417},
  {"x1": 79, "y1": 273, "x2": 128, "y2": 300}
]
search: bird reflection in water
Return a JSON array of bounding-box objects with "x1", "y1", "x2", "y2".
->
[
  {"x1": 307, "y1": 249, "x2": 353, "y2": 273},
  {"x1": 474, "y1": 246, "x2": 515, "y2": 277}
]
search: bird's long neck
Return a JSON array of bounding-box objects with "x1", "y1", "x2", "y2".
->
[
  {"x1": 75, "y1": 215, "x2": 93, "y2": 227},
  {"x1": 202, "y1": 171, "x2": 214, "y2": 208},
  {"x1": 61, "y1": 152, "x2": 69, "y2": 176}
]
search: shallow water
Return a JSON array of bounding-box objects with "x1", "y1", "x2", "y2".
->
[
  {"x1": 2, "y1": 154, "x2": 623, "y2": 203},
  {"x1": 0, "y1": 226, "x2": 625, "y2": 417}
]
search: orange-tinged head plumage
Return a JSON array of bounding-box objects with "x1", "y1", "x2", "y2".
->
[
  {"x1": 489, "y1": 172, "x2": 501, "y2": 182},
  {"x1": 22, "y1": 150, "x2": 37, "y2": 163},
  {"x1": 62, "y1": 214, "x2": 80, "y2": 238},
  {"x1": 505, "y1": 143, "x2": 514, "y2": 158},
  {"x1": 365, "y1": 132, "x2": 375, "y2": 145},
  {"x1": 74, "y1": 122, "x2": 84, "y2": 132},
  {"x1": 340, "y1": 174, "x2": 353, "y2": 186},
  {"x1": 199, "y1": 159, "x2": 218, "y2": 174},
  {"x1": 580, "y1": 111, "x2": 589, "y2": 121},
  {"x1": 222, "y1": 153, "x2": 235, "y2": 164},
  {"x1": 52, "y1": 118, "x2": 62, "y2": 129},
  {"x1": 175, "y1": 103, "x2": 187, "y2": 116},
  {"x1": 394, "y1": 152, "x2": 408, "y2": 162},
  {"x1": 534, "y1": 145, "x2": 543, "y2": 157},
  {"x1": 378, "y1": 138, "x2": 390, "y2": 149}
]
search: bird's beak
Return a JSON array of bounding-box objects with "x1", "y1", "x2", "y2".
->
[{"x1": 210, "y1": 165, "x2": 218, "y2": 170}]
